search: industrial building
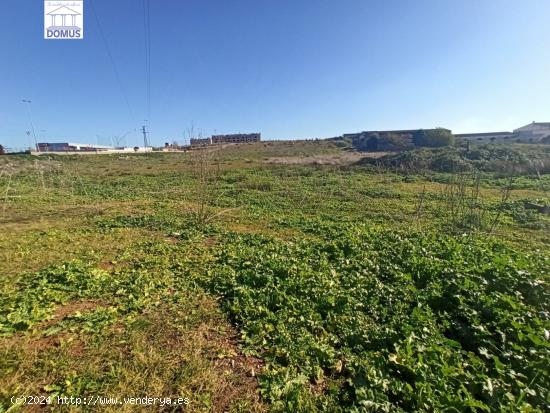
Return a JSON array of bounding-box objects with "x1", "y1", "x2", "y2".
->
[
  {"x1": 455, "y1": 122, "x2": 550, "y2": 144},
  {"x1": 211, "y1": 133, "x2": 261, "y2": 144},
  {"x1": 35, "y1": 142, "x2": 152, "y2": 154},
  {"x1": 190, "y1": 133, "x2": 261, "y2": 147},
  {"x1": 189, "y1": 137, "x2": 212, "y2": 147},
  {"x1": 37, "y1": 142, "x2": 113, "y2": 152},
  {"x1": 454, "y1": 132, "x2": 515, "y2": 143},
  {"x1": 513, "y1": 122, "x2": 550, "y2": 143}
]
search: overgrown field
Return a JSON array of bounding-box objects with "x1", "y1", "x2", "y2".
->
[{"x1": 1, "y1": 141, "x2": 549, "y2": 412}]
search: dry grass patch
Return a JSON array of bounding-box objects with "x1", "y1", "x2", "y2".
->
[
  {"x1": 264, "y1": 152, "x2": 385, "y2": 166},
  {"x1": 0, "y1": 297, "x2": 265, "y2": 413}
]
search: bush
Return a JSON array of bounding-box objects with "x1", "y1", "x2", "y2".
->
[
  {"x1": 431, "y1": 152, "x2": 471, "y2": 172},
  {"x1": 360, "y1": 144, "x2": 550, "y2": 176},
  {"x1": 382, "y1": 133, "x2": 415, "y2": 151},
  {"x1": 416, "y1": 128, "x2": 455, "y2": 147}
]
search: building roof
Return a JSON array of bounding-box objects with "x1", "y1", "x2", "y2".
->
[
  {"x1": 38, "y1": 142, "x2": 113, "y2": 149},
  {"x1": 67, "y1": 143, "x2": 113, "y2": 148},
  {"x1": 514, "y1": 122, "x2": 550, "y2": 132}
]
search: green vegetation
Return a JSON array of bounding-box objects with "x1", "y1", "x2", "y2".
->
[
  {"x1": 413, "y1": 128, "x2": 455, "y2": 148},
  {"x1": 207, "y1": 229, "x2": 548, "y2": 411},
  {"x1": 335, "y1": 128, "x2": 456, "y2": 153},
  {"x1": 365, "y1": 144, "x2": 550, "y2": 175},
  {"x1": 1, "y1": 141, "x2": 549, "y2": 412}
]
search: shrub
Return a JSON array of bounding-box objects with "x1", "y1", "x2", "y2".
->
[
  {"x1": 417, "y1": 128, "x2": 455, "y2": 147},
  {"x1": 360, "y1": 144, "x2": 550, "y2": 176},
  {"x1": 382, "y1": 133, "x2": 415, "y2": 151}
]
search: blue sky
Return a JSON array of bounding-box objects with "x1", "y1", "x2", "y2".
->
[{"x1": 1, "y1": 0, "x2": 549, "y2": 149}]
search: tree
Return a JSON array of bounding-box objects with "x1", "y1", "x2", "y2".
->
[
  {"x1": 382, "y1": 133, "x2": 414, "y2": 151},
  {"x1": 415, "y1": 128, "x2": 454, "y2": 147}
]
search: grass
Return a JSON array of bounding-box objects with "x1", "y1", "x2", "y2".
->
[{"x1": 0, "y1": 141, "x2": 549, "y2": 411}]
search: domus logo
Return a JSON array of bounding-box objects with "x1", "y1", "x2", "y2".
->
[{"x1": 44, "y1": 1, "x2": 84, "y2": 39}]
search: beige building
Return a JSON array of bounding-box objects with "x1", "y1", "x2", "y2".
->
[{"x1": 513, "y1": 122, "x2": 550, "y2": 143}]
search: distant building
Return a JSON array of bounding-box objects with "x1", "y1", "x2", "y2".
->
[
  {"x1": 454, "y1": 122, "x2": 550, "y2": 144},
  {"x1": 513, "y1": 122, "x2": 550, "y2": 143},
  {"x1": 190, "y1": 137, "x2": 212, "y2": 147},
  {"x1": 454, "y1": 131, "x2": 515, "y2": 143},
  {"x1": 35, "y1": 143, "x2": 153, "y2": 153},
  {"x1": 190, "y1": 133, "x2": 261, "y2": 147},
  {"x1": 37, "y1": 142, "x2": 113, "y2": 152},
  {"x1": 211, "y1": 133, "x2": 261, "y2": 144},
  {"x1": 162, "y1": 142, "x2": 187, "y2": 151}
]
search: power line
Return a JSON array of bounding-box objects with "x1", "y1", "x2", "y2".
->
[
  {"x1": 143, "y1": 0, "x2": 151, "y2": 121},
  {"x1": 147, "y1": 0, "x2": 151, "y2": 120},
  {"x1": 90, "y1": 0, "x2": 136, "y2": 125}
]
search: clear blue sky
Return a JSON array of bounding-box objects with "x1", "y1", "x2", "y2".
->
[{"x1": 1, "y1": 0, "x2": 549, "y2": 149}]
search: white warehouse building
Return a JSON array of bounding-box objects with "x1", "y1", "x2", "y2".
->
[{"x1": 513, "y1": 122, "x2": 550, "y2": 143}]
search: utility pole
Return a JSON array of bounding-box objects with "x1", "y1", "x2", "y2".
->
[
  {"x1": 26, "y1": 131, "x2": 32, "y2": 151},
  {"x1": 141, "y1": 124, "x2": 149, "y2": 147},
  {"x1": 22, "y1": 99, "x2": 38, "y2": 151}
]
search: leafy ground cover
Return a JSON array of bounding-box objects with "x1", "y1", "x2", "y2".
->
[
  {"x1": 0, "y1": 141, "x2": 549, "y2": 411},
  {"x1": 204, "y1": 227, "x2": 549, "y2": 411},
  {"x1": 0, "y1": 236, "x2": 264, "y2": 412}
]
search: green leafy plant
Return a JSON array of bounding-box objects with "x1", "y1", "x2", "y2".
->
[{"x1": 203, "y1": 228, "x2": 549, "y2": 412}]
